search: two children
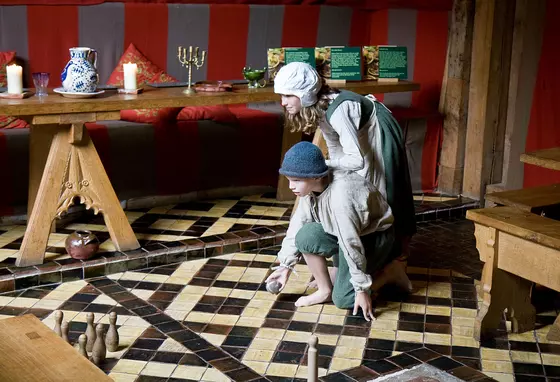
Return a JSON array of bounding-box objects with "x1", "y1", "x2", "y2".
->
[{"x1": 266, "y1": 141, "x2": 411, "y2": 321}]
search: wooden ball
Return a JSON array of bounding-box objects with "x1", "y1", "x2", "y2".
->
[{"x1": 266, "y1": 281, "x2": 282, "y2": 294}]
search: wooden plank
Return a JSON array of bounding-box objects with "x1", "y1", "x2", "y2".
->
[
  {"x1": 547, "y1": 315, "x2": 560, "y2": 341},
  {"x1": 0, "y1": 314, "x2": 112, "y2": 381},
  {"x1": 498, "y1": 231, "x2": 560, "y2": 292},
  {"x1": 500, "y1": 0, "x2": 546, "y2": 190},
  {"x1": 0, "y1": 81, "x2": 420, "y2": 117},
  {"x1": 488, "y1": 0, "x2": 516, "y2": 185},
  {"x1": 28, "y1": 124, "x2": 58, "y2": 219},
  {"x1": 520, "y1": 147, "x2": 560, "y2": 171},
  {"x1": 438, "y1": 0, "x2": 475, "y2": 195},
  {"x1": 485, "y1": 183, "x2": 560, "y2": 212},
  {"x1": 17, "y1": 129, "x2": 73, "y2": 267},
  {"x1": 462, "y1": 0, "x2": 496, "y2": 200},
  {"x1": 466, "y1": 206, "x2": 560, "y2": 250},
  {"x1": 462, "y1": 0, "x2": 515, "y2": 201}
]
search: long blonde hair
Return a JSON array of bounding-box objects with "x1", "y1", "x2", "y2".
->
[{"x1": 284, "y1": 84, "x2": 339, "y2": 135}]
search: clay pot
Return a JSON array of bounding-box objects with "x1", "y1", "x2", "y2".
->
[{"x1": 65, "y1": 230, "x2": 100, "y2": 260}]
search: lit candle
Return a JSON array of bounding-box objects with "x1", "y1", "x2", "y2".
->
[
  {"x1": 123, "y1": 62, "x2": 137, "y2": 90},
  {"x1": 6, "y1": 64, "x2": 22, "y2": 94}
]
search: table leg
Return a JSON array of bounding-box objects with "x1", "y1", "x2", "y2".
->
[
  {"x1": 474, "y1": 225, "x2": 535, "y2": 340},
  {"x1": 546, "y1": 314, "x2": 560, "y2": 342},
  {"x1": 276, "y1": 126, "x2": 302, "y2": 201},
  {"x1": 16, "y1": 124, "x2": 140, "y2": 267},
  {"x1": 28, "y1": 124, "x2": 58, "y2": 232}
]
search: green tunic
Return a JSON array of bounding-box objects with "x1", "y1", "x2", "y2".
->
[{"x1": 323, "y1": 90, "x2": 417, "y2": 243}]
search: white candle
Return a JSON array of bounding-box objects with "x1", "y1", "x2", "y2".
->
[
  {"x1": 123, "y1": 62, "x2": 137, "y2": 90},
  {"x1": 6, "y1": 64, "x2": 22, "y2": 94}
]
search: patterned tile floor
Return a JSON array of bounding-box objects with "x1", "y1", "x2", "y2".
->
[
  {"x1": 0, "y1": 192, "x2": 473, "y2": 266},
  {"x1": 0, "y1": 202, "x2": 560, "y2": 382},
  {"x1": 0, "y1": 192, "x2": 558, "y2": 381}
]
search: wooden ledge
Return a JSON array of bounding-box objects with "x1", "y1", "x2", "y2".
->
[
  {"x1": 485, "y1": 183, "x2": 560, "y2": 212},
  {"x1": 520, "y1": 147, "x2": 560, "y2": 171},
  {"x1": 466, "y1": 206, "x2": 560, "y2": 250}
]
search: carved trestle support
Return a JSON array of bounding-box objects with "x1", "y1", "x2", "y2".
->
[
  {"x1": 57, "y1": 143, "x2": 103, "y2": 217},
  {"x1": 17, "y1": 119, "x2": 140, "y2": 267},
  {"x1": 473, "y1": 224, "x2": 536, "y2": 340},
  {"x1": 474, "y1": 225, "x2": 498, "y2": 340}
]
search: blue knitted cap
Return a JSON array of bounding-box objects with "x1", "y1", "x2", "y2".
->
[{"x1": 279, "y1": 141, "x2": 329, "y2": 178}]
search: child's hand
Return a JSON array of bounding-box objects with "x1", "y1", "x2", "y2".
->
[
  {"x1": 353, "y1": 291, "x2": 375, "y2": 321},
  {"x1": 266, "y1": 267, "x2": 290, "y2": 291}
]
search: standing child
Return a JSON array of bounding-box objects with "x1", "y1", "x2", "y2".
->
[{"x1": 266, "y1": 141, "x2": 409, "y2": 320}]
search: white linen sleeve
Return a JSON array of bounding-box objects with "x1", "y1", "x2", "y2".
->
[
  {"x1": 276, "y1": 197, "x2": 313, "y2": 269},
  {"x1": 331, "y1": 201, "x2": 372, "y2": 292}
]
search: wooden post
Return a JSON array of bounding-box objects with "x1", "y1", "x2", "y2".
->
[
  {"x1": 547, "y1": 315, "x2": 560, "y2": 342},
  {"x1": 462, "y1": 0, "x2": 516, "y2": 201},
  {"x1": 489, "y1": 0, "x2": 546, "y2": 193},
  {"x1": 438, "y1": 0, "x2": 475, "y2": 195},
  {"x1": 28, "y1": 124, "x2": 59, "y2": 233},
  {"x1": 308, "y1": 335, "x2": 318, "y2": 382},
  {"x1": 276, "y1": 128, "x2": 301, "y2": 202}
]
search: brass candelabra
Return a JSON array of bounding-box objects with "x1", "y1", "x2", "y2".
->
[{"x1": 177, "y1": 45, "x2": 206, "y2": 95}]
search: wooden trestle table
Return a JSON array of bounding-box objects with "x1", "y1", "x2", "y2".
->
[{"x1": 0, "y1": 81, "x2": 420, "y2": 267}]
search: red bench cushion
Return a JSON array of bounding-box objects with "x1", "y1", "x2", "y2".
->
[
  {"x1": 0, "y1": 51, "x2": 28, "y2": 129},
  {"x1": 177, "y1": 105, "x2": 238, "y2": 124}
]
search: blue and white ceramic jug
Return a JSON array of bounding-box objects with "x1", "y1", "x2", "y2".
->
[{"x1": 61, "y1": 47, "x2": 99, "y2": 93}]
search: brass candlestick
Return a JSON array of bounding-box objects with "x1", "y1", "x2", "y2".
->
[{"x1": 177, "y1": 45, "x2": 206, "y2": 95}]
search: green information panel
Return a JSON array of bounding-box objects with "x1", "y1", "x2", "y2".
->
[{"x1": 378, "y1": 46, "x2": 408, "y2": 79}]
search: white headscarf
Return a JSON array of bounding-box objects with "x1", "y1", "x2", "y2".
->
[{"x1": 273, "y1": 62, "x2": 322, "y2": 107}]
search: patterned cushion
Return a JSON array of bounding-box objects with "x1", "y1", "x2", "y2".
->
[
  {"x1": 0, "y1": 51, "x2": 15, "y2": 87},
  {"x1": 107, "y1": 43, "x2": 180, "y2": 124},
  {"x1": 0, "y1": 115, "x2": 28, "y2": 129},
  {"x1": 0, "y1": 51, "x2": 28, "y2": 129},
  {"x1": 107, "y1": 43, "x2": 174, "y2": 87}
]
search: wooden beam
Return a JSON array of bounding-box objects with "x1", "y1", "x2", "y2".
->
[
  {"x1": 438, "y1": 0, "x2": 475, "y2": 195},
  {"x1": 498, "y1": 0, "x2": 546, "y2": 191},
  {"x1": 462, "y1": 0, "x2": 515, "y2": 200},
  {"x1": 488, "y1": 0, "x2": 516, "y2": 186}
]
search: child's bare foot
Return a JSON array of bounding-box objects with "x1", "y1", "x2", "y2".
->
[
  {"x1": 295, "y1": 290, "x2": 332, "y2": 307},
  {"x1": 308, "y1": 268, "x2": 337, "y2": 288},
  {"x1": 371, "y1": 260, "x2": 413, "y2": 293},
  {"x1": 385, "y1": 260, "x2": 413, "y2": 292}
]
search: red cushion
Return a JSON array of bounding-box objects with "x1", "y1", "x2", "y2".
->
[
  {"x1": 0, "y1": 51, "x2": 28, "y2": 129},
  {"x1": 120, "y1": 108, "x2": 181, "y2": 124},
  {"x1": 107, "y1": 43, "x2": 174, "y2": 87},
  {"x1": 0, "y1": 115, "x2": 28, "y2": 129},
  {"x1": 0, "y1": 51, "x2": 15, "y2": 87},
  {"x1": 107, "y1": 43, "x2": 180, "y2": 124},
  {"x1": 177, "y1": 105, "x2": 238, "y2": 125}
]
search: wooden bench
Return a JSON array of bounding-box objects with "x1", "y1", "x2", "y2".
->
[
  {"x1": 520, "y1": 147, "x2": 560, "y2": 171},
  {"x1": 486, "y1": 183, "x2": 560, "y2": 215},
  {"x1": 466, "y1": 206, "x2": 560, "y2": 341},
  {"x1": 0, "y1": 314, "x2": 112, "y2": 381}
]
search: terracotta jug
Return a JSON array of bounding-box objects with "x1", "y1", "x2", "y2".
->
[{"x1": 65, "y1": 230, "x2": 100, "y2": 260}]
